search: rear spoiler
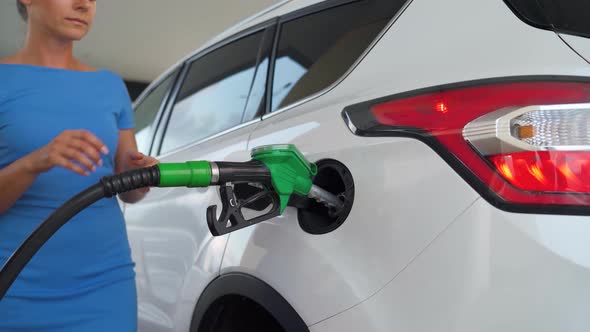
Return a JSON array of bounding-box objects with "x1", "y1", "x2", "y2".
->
[{"x1": 504, "y1": 0, "x2": 590, "y2": 40}]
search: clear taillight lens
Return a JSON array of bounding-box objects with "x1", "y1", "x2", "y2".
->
[
  {"x1": 510, "y1": 105, "x2": 590, "y2": 147},
  {"x1": 342, "y1": 80, "x2": 590, "y2": 213},
  {"x1": 464, "y1": 103, "x2": 590, "y2": 194}
]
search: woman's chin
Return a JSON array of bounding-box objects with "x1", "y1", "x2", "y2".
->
[{"x1": 58, "y1": 29, "x2": 89, "y2": 42}]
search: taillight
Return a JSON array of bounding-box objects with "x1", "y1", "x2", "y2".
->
[{"x1": 342, "y1": 79, "x2": 590, "y2": 214}]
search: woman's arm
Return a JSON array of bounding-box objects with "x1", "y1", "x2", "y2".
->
[
  {"x1": 0, "y1": 130, "x2": 108, "y2": 213},
  {"x1": 0, "y1": 158, "x2": 41, "y2": 213},
  {"x1": 115, "y1": 129, "x2": 159, "y2": 204}
]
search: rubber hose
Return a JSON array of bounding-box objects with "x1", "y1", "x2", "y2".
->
[{"x1": 0, "y1": 165, "x2": 160, "y2": 301}]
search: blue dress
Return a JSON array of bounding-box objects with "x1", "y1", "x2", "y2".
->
[{"x1": 0, "y1": 64, "x2": 137, "y2": 331}]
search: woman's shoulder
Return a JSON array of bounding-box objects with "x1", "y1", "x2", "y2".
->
[
  {"x1": 72, "y1": 59, "x2": 107, "y2": 75},
  {"x1": 0, "y1": 58, "x2": 124, "y2": 86},
  {"x1": 0, "y1": 57, "x2": 28, "y2": 98},
  {"x1": 0, "y1": 58, "x2": 127, "y2": 99},
  {"x1": 0, "y1": 56, "x2": 18, "y2": 64},
  {"x1": 0, "y1": 56, "x2": 27, "y2": 74},
  {"x1": 0, "y1": 57, "x2": 110, "y2": 76}
]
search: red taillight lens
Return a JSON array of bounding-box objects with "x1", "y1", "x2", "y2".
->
[
  {"x1": 343, "y1": 80, "x2": 590, "y2": 211},
  {"x1": 488, "y1": 151, "x2": 590, "y2": 193}
]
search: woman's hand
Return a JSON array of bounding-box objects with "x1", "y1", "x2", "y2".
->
[
  {"x1": 115, "y1": 129, "x2": 159, "y2": 203},
  {"x1": 25, "y1": 130, "x2": 108, "y2": 176},
  {"x1": 122, "y1": 151, "x2": 160, "y2": 195},
  {"x1": 125, "y1": 151, "x2": 159, "y2": 170}
]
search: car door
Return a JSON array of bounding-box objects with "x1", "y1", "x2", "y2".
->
[{"x1": 124, "y1": 22, "x2": 275, "y2": 332}]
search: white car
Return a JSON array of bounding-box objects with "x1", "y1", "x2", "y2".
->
[{"x1": 126, "y1": 0, "x2": 590, "y2": 331}]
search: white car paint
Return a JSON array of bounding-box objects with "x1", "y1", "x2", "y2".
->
[
  {"x1": 309, "y1": 198, "x2": 590, "y2": 332},
  {"x1": 124, "y1": 0, "x2": 590, "y2": 330},
  {"x1": 561, "y1": 34, "x2": 590, "y2": 64}
]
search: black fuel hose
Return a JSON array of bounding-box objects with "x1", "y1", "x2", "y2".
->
[{"x1": 0, "y1": 165, "x2": 160, "y2": 301}]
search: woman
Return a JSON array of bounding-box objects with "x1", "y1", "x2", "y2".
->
[{"x1": 0, "y1": 0, "x2": 157, "y2": 330}]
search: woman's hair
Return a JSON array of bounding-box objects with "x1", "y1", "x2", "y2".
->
[{"x1": 16, "y1": 1, "x2": 27, "y2": 21}]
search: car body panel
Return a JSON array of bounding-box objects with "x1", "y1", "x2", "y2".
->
[
  {"x1": 225, "y1": 0, "x2": 590, "y2": 326},
  {"x1": 126, "y1": 0, "x2": 590, "y2": 330},
  {"x1": 560, "y1": 34, "x2": 590, "y2": 65},
  {"x1": 309, "y1": 198, "x2": 590, "y2": 332}
]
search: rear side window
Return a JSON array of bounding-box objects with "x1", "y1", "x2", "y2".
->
[
  {"x1": 270, "y1": 0, "x2": 406, "y2": 112},
  {"x1": 133, "y1": 69, "x2": 178, "y2": 154},
  {"x1": 504, "y1": 0, "x2": 590, "y2": 38},
  {"x1": 160, "y1": 31, "x2": 266, "y2": 154}
]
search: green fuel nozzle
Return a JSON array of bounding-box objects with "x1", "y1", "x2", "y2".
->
[
  {"x1": 157, "y1": 161, "x2": 213, "y2": 188},
  {"x1": 155, "y1": 145, "x2": 316, "y2": 212},
  {"x1": 143, "y1": 145, "x2": 343, "y2": 235}
]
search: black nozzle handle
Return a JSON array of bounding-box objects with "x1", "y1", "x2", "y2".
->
[{"x1": 214, "y1": 160, "x2": 271, "y2": 185}]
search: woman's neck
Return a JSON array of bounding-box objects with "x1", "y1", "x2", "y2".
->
[{"x1": 16, "y1": 28, "x2": 78, "y2": 70}]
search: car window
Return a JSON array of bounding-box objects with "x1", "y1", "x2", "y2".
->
[
  {"x1": 160, "y1": 31, "x2": 265, "y2": 154},
  {"x1": 271, "y1": 0, "x2": 407, "y2": 112},
  {"x1": 133, "y1": 70, "x2": 178, "y2": 154},
  {"x1": 241, "y1": 28, "x2": 275, "y2": 122},
  {"x1": 504, "y1": 0, "x2": 590, "y2": 38}
]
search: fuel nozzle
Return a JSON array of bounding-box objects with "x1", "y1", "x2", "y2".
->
[
  {"x1": 153, "y1": 144, "x2": 343, "y2": 236},
  {"x1": 251, "y1": 145, "x2": 344, "y2": 212}
]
